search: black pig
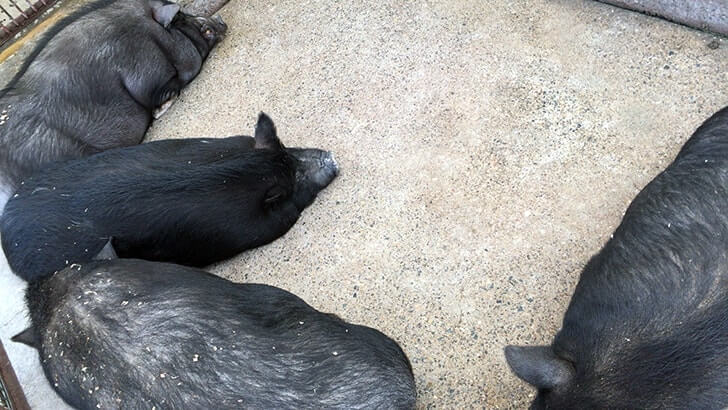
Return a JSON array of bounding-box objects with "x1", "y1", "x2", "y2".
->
[
  {"x1": 505, "y1": 105, "x2": 728, "y2": 408},
  {"x1": 0, "y1": 0, "x2": 226, "y2": 208},
  {"x1": 1, "y1": 113, "x2": 338, "y2": 281},
  {"x1": 13, "y1": 257, "x2": 416, "y2": 409}
]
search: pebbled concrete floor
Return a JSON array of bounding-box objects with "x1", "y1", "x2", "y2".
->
[{"x1": 2, "y1": 0, "x2": 728, "y2": 408}]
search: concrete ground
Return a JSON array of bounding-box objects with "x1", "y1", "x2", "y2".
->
[{"x1": 2, "y1": 0, "x2": 728, "y2": 408}]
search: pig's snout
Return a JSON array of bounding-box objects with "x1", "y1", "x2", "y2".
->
[
  {"x1": 212, "y1": 15, "x2": 228, "y2": 35},
  {"x1": 285, "y1": 148, "x2": 338, "y2": 210},
  {"x1": 314, "y1": 151, "x2": 339, "y2": 186},
  {"x1": 288, "y1": 148, "x2": 339, "y2": 190}
]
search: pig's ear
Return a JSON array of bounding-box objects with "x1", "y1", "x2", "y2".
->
[
  {"x1": 504, "y1": 345, "x2": 573, "y2": 390},
  {"x1": 254, "y1": 112, "x2": 283, "y2": 150},
  {"x1": 150, "y1": 0, "x2": 180, "y2": 28},
  {"x1": 94, "y1": 238, "x2": 118, "y2": 260},
  {"x1": 12, "y1": 328, "x2": 39, "y2": 349}
]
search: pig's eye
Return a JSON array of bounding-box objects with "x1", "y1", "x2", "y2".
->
[{"x1": 202, "y1": 26, "x2": 215, "y2": 39}]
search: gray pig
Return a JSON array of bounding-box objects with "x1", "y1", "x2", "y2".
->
[
  {"x1": 0, "y1": 0, "x2": 226, "y2": 209},
  {"x1": 505, "y1": 106, "x2": 728, "y2": 408},
  {"x1": 14, "y1": 256, "x2": 417, "y2": 409}
]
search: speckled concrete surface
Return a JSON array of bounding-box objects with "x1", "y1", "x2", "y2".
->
[
  {"x1": 3, "y1": 0, "x2": 728, "y2": 408},
  {"x1": 143, "y1": 1, "x2": 728, "y2": 407}
]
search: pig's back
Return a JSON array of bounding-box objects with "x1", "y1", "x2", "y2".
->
[
  {"x1": 565, "y1": 105, "x2": 728, "y2": 329},
  {"x1": 553, "y1": 106, "x2": 728, "y2": 406},
  {"x1": 34, "y1": 260, "x2": 416, "y2": 409},
  {"x1": 0, "y1": 0, "x2": 164, "y2": 189}
]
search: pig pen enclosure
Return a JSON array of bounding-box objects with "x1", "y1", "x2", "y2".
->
[
  {"x1": 0, "y1": 0, "x2": 727, "y2": 408},
  {"x1": 0, "y1": 0, "x2": 57, "y2": 48}
]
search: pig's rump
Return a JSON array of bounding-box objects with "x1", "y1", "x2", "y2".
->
[{"x1": 22, "y1": 259, "x2": 416, "y2": 409}]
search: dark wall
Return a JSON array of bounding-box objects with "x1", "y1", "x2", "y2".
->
[{"x1": 598, "y1": 0, "x2": 728, "y2": 36}]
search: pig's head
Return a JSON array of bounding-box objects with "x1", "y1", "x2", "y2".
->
[
  {"x1": 251, "y1": 112, "x2": 339, "y2": 212},
  {"x1": 150, "y1": 0, "x2": 227, "y2": 57}
]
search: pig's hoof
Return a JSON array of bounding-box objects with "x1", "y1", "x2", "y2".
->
[{"x1": 153, "y1": 96, "x2": 177, "y2": 119}]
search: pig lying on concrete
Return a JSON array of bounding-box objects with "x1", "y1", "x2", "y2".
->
[
  {"x1": 0, "y1": 0, "x2": 226, "y2": 210},
  {"x1": 0, "y1": 2, "x2": 223, "y2": 404},
  {"x1": 505, "y1": 105, "x2": 728, "y2": 408},
  {"x1": 1, "y1": 113, "x2": 338, "y2": 281},
  {"x1": 13, "y1": 255, "x2": 417, "y2": 409},
  {"x1": 0, "y1": 248, "x2": 71, "y2": 409}
]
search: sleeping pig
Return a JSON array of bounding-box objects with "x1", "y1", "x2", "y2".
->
[
  {"x1": 0, "y1": 0, "x2": 226, "y2": 209},
  {"x1": 505, "y1": 105, "x2": 728, "y2": 408},
  {"x1": 12, "y1": 255, "x2": 417, "y2": 409},
  {"x1": 1, "y1": 113, "x2": 338, "y2": 281}
]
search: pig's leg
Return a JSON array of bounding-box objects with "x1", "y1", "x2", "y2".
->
[
  {"x1": 153, "y1": 98, "x2": 177, "y2": 119},
  {"x1": 152, "y1": 77, "x2": 183, "y2": 119}
]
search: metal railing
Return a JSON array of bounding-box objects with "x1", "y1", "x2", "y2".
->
[
  {"x1": 0, "y1": 340, "x2": 28, "y2": 410},
  {"x1": 0, "y1": 0, "x2": 58, "y2": 48}
]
